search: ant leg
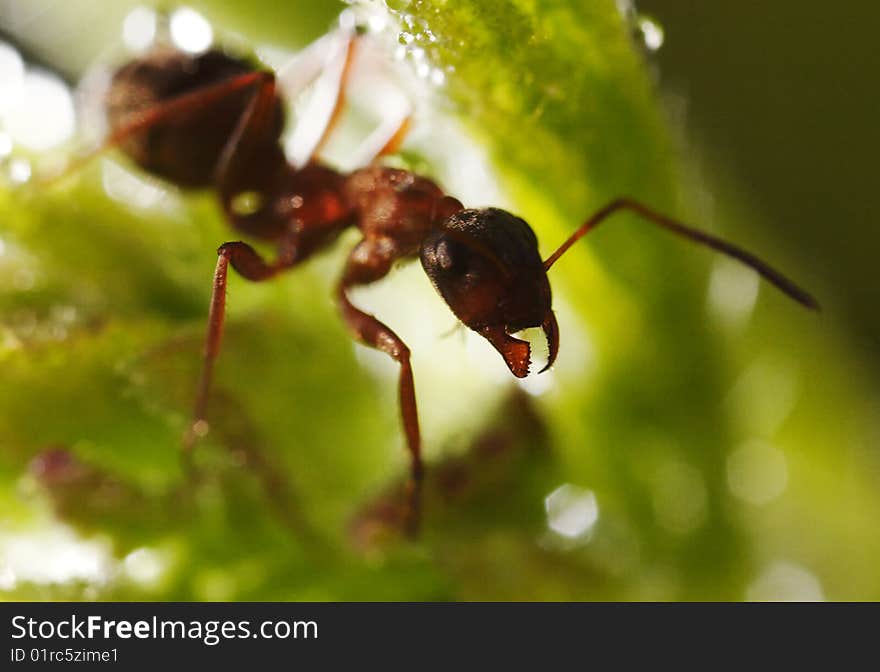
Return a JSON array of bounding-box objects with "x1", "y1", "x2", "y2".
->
[
  {"x1": 351, "y1": 113, "x2": 413, "y2": 166},
  {"x1": 312, "y1": 33, "x2": 358, "y2": 158},
  {"x1": 284, "y1": 28, "x2": 411, "y2": 168},
  {"x1": 215, "y1": 73, "x2": 282, "y2": 197},
  {"x1": 185, "y1": 241, "x2": 295, "y2": 453},
  {"x1": 337, "y1": 239, "x2": 423, "y2": 537},
  {"x1": 275, "y1": 27, "x2": 356, "y2": 99},
  {"x1": 288, "y1": 30, "x2": 359, "y2": 168}
]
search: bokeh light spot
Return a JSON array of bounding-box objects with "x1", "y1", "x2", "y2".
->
[
  {"x1": 123, "y1": 547, "x2": 166, "y2": 586},
  {"x1": 122, "y1": 6, "x2": 158, "y2": 53},
  {"x1": 2, "y1": 68, "x2": 75, "y2": 151},
  {"x1": 747, "y1": 562, "x2": 824, "y2": 601},
  {"x1": 707, "y1": 257, "x2": 760, "y2": 329},
  {"x1": 8, "y1": 158, "x2": 32, "y2": 184},
  {"x1": 170, "y1": 7, "x2": 213, "y2": 54},
  {"x1": 0, "y1": 41, "x2": 25, "y2": 114},
  {"x1": 545, "y1": 484, "x2": 599, "y2": 539},
  {"x1": 726, "y1": 439, "x2": 788, "y2": 505},
  {"x1": 0, "y1": 526, "x2": 112, "y2": 587},
  {"x1": 638, "y1": 17, "x2": 665, "y2": 52}
]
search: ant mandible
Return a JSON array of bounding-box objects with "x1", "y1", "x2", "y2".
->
[{"x1": 57, "y1": 22, "x2": 818, "y2": 537}]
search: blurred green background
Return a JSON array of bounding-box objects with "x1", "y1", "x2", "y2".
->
[
  {"x1": 0, "y1": 0, "x2": 877, "y2": 601},
  {"x1": 638, "y1": 0, "x2": 880, "y2": 374}
]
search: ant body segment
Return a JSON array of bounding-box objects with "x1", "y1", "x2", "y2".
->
[{"x1": 57, "y1": 24, "x2": 817, "y2": 536}]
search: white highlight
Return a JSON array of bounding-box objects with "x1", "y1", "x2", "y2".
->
[
  {"x1": 101, "y1": 159, "x2": 180, "y2": 213},
  {"x1": 707, "y1": 257, "x2": 760, "y2": 329},
  {"x1": 639, "y1": 17, "x2": 665, "y2": 52},
  {"x1": 122, "y1": 6, "x2": 158, "y2": 53},
  {"x1": 0, "y1": 525, "x2": 113, "y2": 588},
  {"x1": 0, "y1": 42, "x2": 25, "y2": 114},
  {"x1": 2, "y1": 68, "x2": 75, "y2": 151},
  {"x1": 367, "y1": 14, "x2": 388, "y2": 33},
  {"x1": 0, "y1": 132, "x2": 12, "y2": 156},
  {"x1": 545, "y1": 484, "x2": 599, "y2": 539},
  {"x1": 170, "y1": 7, "x2": 213, "y2": 54},
  {"x1": 8, "y1": 157, "x2": 31, "y2": 184},
  {"x1": 747, "y1": 562, "x2": 824, "y2": 602},
  {"x1": 123, "y1": 547, "x2": 166, "y2": 585},
  {"x1": 517, "y1": 370, "x2": 555, "y2": 397}
]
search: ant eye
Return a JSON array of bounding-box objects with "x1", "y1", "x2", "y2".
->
[
  {"x1": 434, "y1": 238, "x2": 464, "y2": 272},
  {"x1": 421, "y1": 230, "x2": 495, "y2": 326},
  {"x1": 428, "y1": 236, "x2": 493, "y2": 295}
]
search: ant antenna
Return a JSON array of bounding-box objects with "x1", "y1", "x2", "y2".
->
[{"x1": 543, "y1": 197, "x2": 819, "y2": 310}]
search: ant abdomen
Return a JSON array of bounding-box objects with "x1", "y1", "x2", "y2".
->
[{"x1": 106, "y1": 48, "x2": 284, "y2": 189}]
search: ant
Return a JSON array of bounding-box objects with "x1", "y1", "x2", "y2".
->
[{"x1": 51, "y1": 20, "x2": 818, "y2": 537}]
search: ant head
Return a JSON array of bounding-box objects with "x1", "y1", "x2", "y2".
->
[
  {"x1": 422, "y1": 196, "x2": 821, "y2": 378},
  {"x1": 420, "y1": 208, "x2": 559, "y2": 378}
]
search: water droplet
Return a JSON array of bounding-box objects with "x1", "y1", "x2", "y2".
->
[{"x1": 638, "y1": 16, "x2": 665, "y2": 52}]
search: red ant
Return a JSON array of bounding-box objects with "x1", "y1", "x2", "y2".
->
[{"x1": 53, "y1": 23, "x2": 817, "y2": 537}]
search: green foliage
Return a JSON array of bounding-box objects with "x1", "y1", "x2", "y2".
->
[{"x1": 1, "y1": 0, "x2": 878, "y2": 601}]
